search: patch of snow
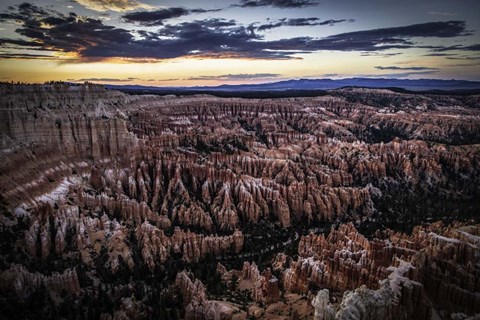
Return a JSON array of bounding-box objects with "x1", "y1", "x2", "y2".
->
[
  {"x1": 429, "y1": 232, "x2": 460, "y2": 244},
  {"x1": 457, "y1": 230, "x2": 480, "y2": 245},
  {"x1": 14, "y1": 207, "x2": 29, "y2": 218},
  {"x1": 35, "y1": 176, "x2": 80, "y2": 205}
]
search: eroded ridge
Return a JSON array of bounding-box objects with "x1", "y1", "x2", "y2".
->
[{"x1": 0, "y1": 83, "x2": 479, "y2": 319}]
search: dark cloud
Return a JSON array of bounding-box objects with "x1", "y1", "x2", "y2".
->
[
  {"x1": 464, "y1": 44, "x2": 480, "y2": 51},
  {"x1": 321, "y1": 73, "x2": 339, "y2": 78},
  {"x1": 432, "y1": 44, "x2": 480, "y2": 52},
  {"x1": 96, "y1": 18, "x2": 273, "y2": 59},
  {"x1": 304, "y1": 21, "x2": 471, "y2": 52},
  {"x1": 190, "y1": 8, "x2": 223, "y2": 14},
  {"x1": 256, "y1": 18, "x2": 353, "y2": 31},
  {"x1": 122, "y1": 7, "x2": 221, "y2": 26},
  {"x1": 234, "y1": 0, "x2": 318, "y2": 8},
  {"x1": 156, "y1": 19, "x2": 241, "y2": 37},
  {"x1": 0, "y1": 2, "x2": 49, "y2": 24},
  {"x1": 423, "y1": 53, "x2": 455, "y2": 57},
  {"x1": 0, "y1": 38, "x2": 43, "y2": 47},
  {"x1": 0, "y1": 4, "x2": 474, "y2": 62},
  {"x1": 75, "y1": 17, "x2": 294, "y2": 60},
  {"x1": 0, "y1": 3, "x2": 134, "y2": 56},
  {"x1": 360, "y1": 52, "x2": 402, "y2": 57},
  {"x1": 375, "y1": 66, "x2": 439, "y2": 71},
  {"x1": 346, "y1": 20, "x2": 470, "y2": 39},
  {"x1": 122, "y1": 7, "x2": 188, "y2": 26},
  {"x1": 447, "y1": 63, "x2": 479, "y2": 67},
  {"x1": 187, "y1": 73, "x2": 280, "y2": 80}
]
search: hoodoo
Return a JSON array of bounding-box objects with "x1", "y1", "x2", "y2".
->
[{"x1": 0, "y1": 83, "x2": 479, "y2": 319}]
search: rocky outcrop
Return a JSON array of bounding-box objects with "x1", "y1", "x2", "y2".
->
[
  {"x1": 241, "y1": 262, "x2": 280, "y2": 304},
  {"x1": 0, "y1": 264, "x2": 80, "y2": 300},
  {"x1": 0, "y1": 84, "x2": 140, "y2": 207},
  {"x1": 284, "y1": 222, "x2": 480, "y2": 317},
  {"x1": 175, "y1": 272, "x2": 235, "y2": 320},
  {"x1": 137, "y1": 222, "x2": 244, "y2": 268},
  {"x1": 312, "y1": 289, "x2": 335, "y2": 320},
  {"x1": 78, "y1": 191, "x2": 171, "y2": 230},
  {"x1": 0, "y1": 82, "x2": 128, "y2": 110},
  {"x1": 3, "y1": 86, "x2": 479, "y2": 227},
  {"x1": 23, "y1": 203, "x2": 242, "y2": 272},
  {"x1": 23, "y1": 203, "x2": 134, "y2": 272},
  {"x1": 215, "y1": 261, "x2": 281, "y2": 304},
  {"x1": 285, "y1": 223, "x2": 383, "y2": 293},
  {"x1": 332, "y1": 260, "x2": 431, "y2": 320}
]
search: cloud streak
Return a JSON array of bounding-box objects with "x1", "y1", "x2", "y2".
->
[
  {"x1": 70, "y1": 77, "x2": 139, "y2": 82},
  {"x1": 0, "y1": 53, "x2": 67, "y2": 60},
  {"x1": 234, "y1": 0, "x2": 318, "y2": 8},
  {"x1": 73, "y1": 0, "x2": 154, "y2": 12},
  {"x1": 428, "y1": 11, "x2": 456, "y2": 16},
  {"x1": 255, "y1": 18, "x2": 353, "y2": 31},
  {"x1": 446, "y1": 55, "x2": 480, "y2": 60},
  {"x1": 187, "y1": 73, "x2": 281, "y2": 80},
  {"x1": 306, "y1": 21, "x2": 471, "y2": 52},
  {"x1": 433, "y1": 44, "x2": 480, "y2": 52},
  {"x1": 364, "y1": 71, "x2": 440, "y2": 78},
  {"x1": 375, "y1": 66, "x2": 439, "y2": 71}
]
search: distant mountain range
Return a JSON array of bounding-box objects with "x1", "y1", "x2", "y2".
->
[{"x1": 105, "y1": 78, "x2": 480, "y2": 93}]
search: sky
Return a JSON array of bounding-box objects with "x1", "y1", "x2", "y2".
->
[{"x1": 0, "y1": 0, "x2": 479, "y2": 86}]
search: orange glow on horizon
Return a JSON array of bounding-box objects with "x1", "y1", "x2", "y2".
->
[{"x1": 1, "y1": 50, "x2": 479, "y2": 85}]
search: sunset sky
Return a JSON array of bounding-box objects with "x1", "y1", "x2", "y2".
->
[{"x1": 0, "y1": 0, "x2": 479, "y2": 86}]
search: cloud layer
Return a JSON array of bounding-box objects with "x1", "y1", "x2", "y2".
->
[
  {"x1": 0, "y1": 3, "x2": 477, "y2": 63},
  {"x1": 122, "y1": 7, "x2": 221, "y2": 26}
]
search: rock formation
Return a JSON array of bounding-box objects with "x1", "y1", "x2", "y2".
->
[
  {"x1": 137, "y1": 222, "x2": 244, "y2": 268},
  {"x1": 0, "y1": 83, "x2": 479, "y2": 319},
  {"x1": 312, "y1": 289, "x2": 335, "y2": 320},
  {"x1": 282, "y1": 222, "x2": 480, "y2": 318},
  {"x1": 0, "y1": 264, "x2": 80, "y2": 300},
  {"x1": 175, "y1": 272, "x2": 235, "y2": 320}
]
